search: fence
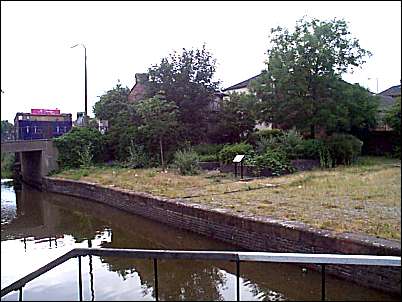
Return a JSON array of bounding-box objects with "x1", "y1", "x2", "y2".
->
[{"x1": 1, "y1": 248, "x2": 400, "y2": 301}]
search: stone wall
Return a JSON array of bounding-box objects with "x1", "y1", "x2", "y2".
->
[{"x1": 43, "y1": 177, "x2": 401, "y2": 295}]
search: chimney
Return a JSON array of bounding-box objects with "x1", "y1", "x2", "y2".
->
[{"x1": 135, "y1": 73, "x2": 148, "y2": 84}]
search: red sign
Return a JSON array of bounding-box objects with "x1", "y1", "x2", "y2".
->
[{"x1": 31, "y1": 109, "x2": 61, "y2": 115}]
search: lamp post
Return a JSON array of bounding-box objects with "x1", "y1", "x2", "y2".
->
[{"x1": 71, "y1": 43, "x2": 88, "y2": 126}]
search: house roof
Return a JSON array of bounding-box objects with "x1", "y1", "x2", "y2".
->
[
  {"x1": 379, "y1": 84, "x2": 401, "y2": 97},
  {"x1": 222, "y1": 73, "x2": 263, "y2": 92},
  {"x1": 377, "y1": 94, "x2": 397, "y2": 112}
]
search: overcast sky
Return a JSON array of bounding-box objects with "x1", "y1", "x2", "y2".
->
[{"x1": 1, "y1": 1, "x2": 401, "y2": 123}]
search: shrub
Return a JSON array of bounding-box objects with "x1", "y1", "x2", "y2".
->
[
  {"x1": 245, "y1": 149, "x2": 294, "y2": 176},
  {"x1": 53, "y1": 127, "x2": 106, "y2": 168},
  {"x1": 218, "y1": 143, "x2": 254, "y2": 164},
  {"x1": 126, "y1": 141, "x2": 149, "y2": 168},
  {"x1": 325, "y1": 133, "x2": 363, "y2": 166},
  {"x1": 255, "y1": 129, "x2": 303, "y2": 159},
  {"x1": 248, "y1": 129, "x2": 283, "y2": 145},
  {"x1": 193, "y1": 144, "x2": 224, "y2": 155},
  {"x1": 1, "y1": 152, "x2": 15, "y2": 178},
  {"x1": 198, "y1": 154, "x2": 219, "y2": 162},
  {"x1": 173, "y1": 149, "x2": 200, "y2": 175},
  {"x1": 295, "y1": 139, "x2": 325, "y2": 159}
]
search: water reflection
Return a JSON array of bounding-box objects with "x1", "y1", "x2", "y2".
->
[{"x1": 1, "y1": 181, "x2": 398, "y2": 301}]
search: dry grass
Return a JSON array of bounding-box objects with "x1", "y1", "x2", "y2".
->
[{"x1": 54, "y1": 156, "x2": 401, "y2": 240}]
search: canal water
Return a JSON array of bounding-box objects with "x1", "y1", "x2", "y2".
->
[{"x1": 1, "y1": 179, "x2": 398, "y2": 301}]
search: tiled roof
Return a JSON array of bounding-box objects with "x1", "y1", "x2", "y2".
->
[
  {"x1": 379, "y1": 84, "x2": 401, "y2": 97},
  {"x1": 222, "y1": 73, "x2": 262, "y2": 91}
]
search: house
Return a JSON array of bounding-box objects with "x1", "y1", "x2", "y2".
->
[
  {"x1": 374, "y1": 84, "x2": 401, "y2": 131},
  {"x1": 222, "y1": 73, "x2": 272, "y2": 130},
  {"x1": 128, "y1": 73, "x2": 149, "y2": 103}
]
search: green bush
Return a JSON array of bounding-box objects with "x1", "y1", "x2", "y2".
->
[
  {"x1": 126, "y1": 141, "x2": 149, "y2": 168},
  {"x1": 198, "y1": 154, "x2": 219, "y2": 162},
  {"x1": 193, "y1": 144, "x2": 224, "y2": 155},
  {"x1": 1, "y1": 152, "x2": 15, "y2": 178},
  {"x1": 245, "y1": 149, "x2": 294, "y2": 176},
  {"x1": 325, "y1": 133, "x2": 363, "y2": 166},
  {"x1": 248, "y1": 129, "x2": 283, "y2": 145},
  {"x1": 218, "y1": 143, "x2": 254, "y2": 164},
  {"x1": 53, "y1": 127, "x2": 106, "y2": 168},
  {"x1": 295, "y1": 139, "x2": 325, "y2": 159},
  {"x1": 255, "y1": 129, "x2": 303, "y2": 159},
  {"x1": 173, "y1": 149, "x2": 200, "y2": 175}
]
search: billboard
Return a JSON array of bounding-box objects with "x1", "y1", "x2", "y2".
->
[{"x1": 31, "y1": 108, "x2": 61, "y2": 115}]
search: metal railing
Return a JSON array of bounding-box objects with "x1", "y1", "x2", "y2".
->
[{"x1": 1, "y1": 248, "x2": 400, "y2": 301}]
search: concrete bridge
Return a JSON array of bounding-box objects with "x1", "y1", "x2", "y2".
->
[{"x1": 1, "y1": 139, "x2": 59, "y2": 188}]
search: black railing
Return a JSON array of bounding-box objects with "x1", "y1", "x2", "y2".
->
[{"x1": 1, "y1": 248, "x2": 400, "y2": 301}]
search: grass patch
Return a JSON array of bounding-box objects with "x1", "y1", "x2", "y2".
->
[{"x1": 53, "y1": 156, "x2": 401, "y2": 241}]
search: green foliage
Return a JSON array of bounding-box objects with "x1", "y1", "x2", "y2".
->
[
  {"x1": 1, "y1": 152, "x2": 15, "y2": 178},
  {"x1": 208, "y1": 92, "x2": 257, "y2": 143},
  {"x1": 248, "y1": 129, "x2": 283, "y2": 145},
  {"x1": 147, "y1": 44, "x2": 219, "y2": 143},
  {"x1": 134, "y1": 94, "x2": 179, "y2": 167},
  {"x1": 251, "y1": 17, "x2": 373, "y2": 137},
  {"x1": 384, "y1": 97, "x2": 401, "y2": 135},
  {"x1": 53, "y1": 127, "x2": 106, "y2": 168},
  {"x1": 295, "y1": 139, "x2": 325, "y2": 160},
  {"x1": 1, "y1": 120, "x2": 14, "y2": 142},
  {"x1": 318, "y1": 144, "x2": 334, "y2": 168},
  {"x1": 255, "y1": 129, "x2": 303, "y2": 159},
  {"x1": 93, "y1": 83, "x2": 131, "y2": 124},
  {"x1": 126, "y1": 142, "x2": 149, "y2": 168},
  {"x1": 173, "y1": 149, "x2": 200, "y2": 175},
  {"x1": 193, "y1": 143, "x2": 224, "y2": 162},
  {"x1": 325, "y1": 133, "x2": 363, "y2": 166},
  {"x1": 245, "y1": 150, "x2": 294, "y2": 176},
  {"x1": 77, "y1": 143, "x2": 94, "y2": 168},
  {"x1": 218, "y1": 143, "x2": 254, "y2": 164}
]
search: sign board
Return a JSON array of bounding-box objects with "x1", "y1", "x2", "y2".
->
[
  {"x1": 233, "y1": 154, "x2": 245, "y2": 163},
  {"x1": 31, "y1": 109, "x2": 60, "y2": 115}
]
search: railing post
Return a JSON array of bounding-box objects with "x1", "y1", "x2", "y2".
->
[
  {"x1": 19, "y1": 287, "x2": 22, "y2": 301},
  {"x1": 236, "y1": 259, "x2": 240, "y2": 301},
  {"x1": 78, "y1": 256, "x2": 83, "y2": 301},
  {"x1": 321, "y1": 264, "x2": 326, "y2": 301},
  {"x1": 153, "y1": 258, "x2": 159, "y2": 301}
]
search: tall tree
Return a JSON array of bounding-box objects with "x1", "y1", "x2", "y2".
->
[
  {"x1": 1, "y1": 120, "x2": 14, "y2": 142},
  {"x1": 93, "y1": 83, "x2": 133, "y2": 124},
  {"x1": 385, "y1": 96, "x2": 401, "y2": 135},
  {"x1": 208, "y1": 92, "x2": 257, "y2": 143},
  {"x1": 134, "y1": 92, "x2": 179, "y2": 168},
  {"x1": 146, "y1": 44, "x2": 220, "y2": 143},
  {"x1": 251, "y1": 17, "x2": 373, "y2": 137}
]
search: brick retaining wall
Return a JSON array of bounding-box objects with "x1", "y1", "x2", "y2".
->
[{"x1": 43, "y1": 177, "x2": 401, "y2": 296}]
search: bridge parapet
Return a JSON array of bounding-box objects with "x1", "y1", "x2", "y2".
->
[{"x1": 1, "y1": 139, "x2": 59, "y2": 188}]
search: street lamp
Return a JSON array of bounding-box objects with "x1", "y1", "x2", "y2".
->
[{"x1": 71, "y1": 43, "x2": 88, "y2": 126}]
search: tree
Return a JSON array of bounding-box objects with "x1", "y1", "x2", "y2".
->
[
  {"x1": 134, "y1": 92, "x2": 179, "y2": 168},
  {"x1": 146, "y1": 44, "x2": 220, "y2": 143},
  {"x1": 251, "y1": 17, "x2": 373, "y2": 138},
  {"x1": 385, "y1": 96, "x2": 401, "y2": 135},
  {"x1": 208, "y1": 92, "x2": 257, "y2": 143},
  {"x1": 93, "y1": 83, "x2": 142, "y2": 161},
  {"x1": 1, "y1": 120, "x2": 14, "y2": 142},
  {"x1": 93, "y1": 83, "x2": 134, "y2": 125}
]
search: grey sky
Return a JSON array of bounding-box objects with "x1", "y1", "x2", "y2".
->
[{"x1": 1, "y1": 1, "x2": 401, "y2": 123}]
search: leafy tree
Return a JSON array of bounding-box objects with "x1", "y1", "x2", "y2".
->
[
  {"x1": 134, "y1": 92, "x2": 179, "y2": 168},
  {"x1": 384, "y1": 96, "x2": 401, "y2": 135},
  {"x1": 251, "y1": 17, "x2": 373, "y2": 138},
  {"x1": 146, "y1": 44, "x2": 220, "y2": 143},
  {"x1": 93, "y1": 83, "x2": 135, "y2": 125},
  {"x1": 208, "y1": 92, "x2": 257, "y2": 143},
  {"x1": 1, "y1": 120, "x2": 14, "y2": 141},
  {"x1": 93, "y1": 83, "x2": 142, "y2": 161}
]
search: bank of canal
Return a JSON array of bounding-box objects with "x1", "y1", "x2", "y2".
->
[{"x1": 0, "y1": 179, "x2": 399, "y2": 301}]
